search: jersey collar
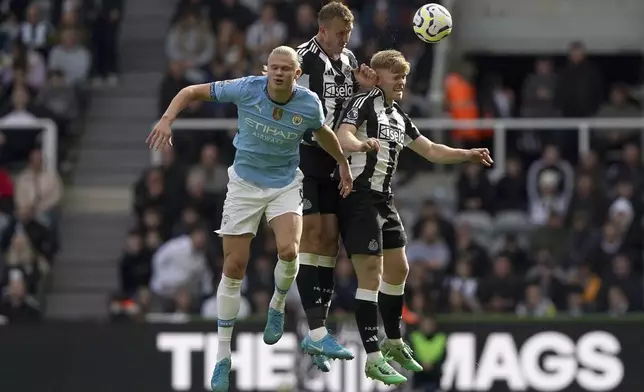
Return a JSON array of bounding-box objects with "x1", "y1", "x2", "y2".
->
[
  {"x1": 373, "y1": 86, "x2": 394, "y2": 107},
  {"x1": 263, "y1": 80, "x2": 297, "y2": 105}
]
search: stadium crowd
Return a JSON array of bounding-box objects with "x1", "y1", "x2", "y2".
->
[
  {"x1": 108, "y1": 0, "x2": 644, "y2": 323},
  {"x1": 0, "y1": 0, "x2": 123, "y2": 323}
]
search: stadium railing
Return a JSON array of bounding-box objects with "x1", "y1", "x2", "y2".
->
[
  {"x1": 0, "y1": 117, "x2": 58, "y2": 171},
  {"x1": 150, "y1": 117, "x2": 644, "y2": 179}
]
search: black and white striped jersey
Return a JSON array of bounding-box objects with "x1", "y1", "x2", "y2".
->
[
  {"x1": 296, "y1": 37, "x2": 360, "y2": 146},
  {"x1": 338, "y1": 87, "x2": 422, "y2": 193}
]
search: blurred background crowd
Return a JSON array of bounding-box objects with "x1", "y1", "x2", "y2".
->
[
  {"x1": 0, "y1": 0, "x2": 642, "y2": 326},
  {"x1": 0, "y1": 0, "x2": 122, "y2": 322}
]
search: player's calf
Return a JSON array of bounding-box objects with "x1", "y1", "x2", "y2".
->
[
  {"x1": 379, "y1": 248, "x2": 421, "y2": 372},
  {"x1": 264, "y1": 213, "x2": 302, "y2": 345},
  {"x1": 299, "y1": 214, "x2": 339, "y2": 341},
  {"x1": 216, "y1": 235, "x2": 252, "y2": 360}
]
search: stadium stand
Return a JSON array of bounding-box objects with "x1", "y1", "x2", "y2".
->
[
  {"x1": 108, "y1": 0, "x2": 644, "y2": 324},
  {"x1": 0, "y1": 0, "x2": 123, "y2": 322}
]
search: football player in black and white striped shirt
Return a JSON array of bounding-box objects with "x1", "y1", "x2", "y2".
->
[
  {"x1": 294, "y1": 1, "x2": 378, "y2": 374},
  {"x1": 336, "y1": 50, "x2": 493, "y2": 383}
]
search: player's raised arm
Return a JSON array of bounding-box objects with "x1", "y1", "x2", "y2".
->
[
  {"x1": 147, "y1": 78, "x2": 246, "y2": 150},
  {"x1": 408, "y1": 136, "x2": 494, "y2": 166}
]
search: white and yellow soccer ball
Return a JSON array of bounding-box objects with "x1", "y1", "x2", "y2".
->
[{"x1": 413, "y1": 3, "x2": 453, "y2": 43}]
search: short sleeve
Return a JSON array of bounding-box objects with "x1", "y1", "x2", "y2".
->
[
  {"x1": 339, "y1": 94, "x2": 371, "y2": 128},
  {"x1": 308, "y1": 94, "x2": 325, "y2": 131},
  {"x1": 209, "y1": 77, "x2": 247, "y2": 104},
  {"x1": 403, "y1": 115, "x2": 422, "y2": 146}
]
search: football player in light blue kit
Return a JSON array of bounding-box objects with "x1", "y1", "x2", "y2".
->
[{"x1": 147, "y1": 46, "x2": 373, "y2": 392}]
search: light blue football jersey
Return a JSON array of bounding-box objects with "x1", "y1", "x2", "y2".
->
[{"x1": 209, "y1": 76, "x2": 324, "y2": 188}]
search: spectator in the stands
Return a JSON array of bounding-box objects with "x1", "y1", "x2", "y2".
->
[
  {"x1": 149, "y1": 225, "x2": 213, "y2": 313},
  {"x1": 189, "y1": 144, "x2": 228, "y2": 195},
  {"x1": 1, "y1": 40, "x2": 46, "y2": 91},
  {"x1": 90, "y1": 0, "x2": 123, "y2": 86},
  {"x1": 245, "y1": 3, "x2": 286, "y2": 62},
  {"x1": 36, "y1": 69, "x2": 79, "y2": 135},
  {"x1": 521, "y1": 57, "x2": 559, "y2": 118},
  {"x1": 3, "y1": 232, "x2": 44, "y2": 293},
  {"x1": 1, "y1": 204, "x2": 56, "y2": 262},
  {"x1": 555, "y1": 41, "x2": 603, "y2": 117},
  {"x1": 480, "y1": 74, "x2": 515, "y2": 118},
  {"x1": 0, "y1": 84, "x2": 37, "y2": 123},
  {"x1": 445, "y1": 257, "x2": 480, "y2": 312},
  {"x1": 566, "y1": 212, "x2": 600, "y2": 267},
  {"x1": 525, "y1": 249, "x2": 567, "y2": 305},
  {"x1": 595, "y1": 84, "x2": 641, "y2": 161},
  {"x1": 133, "y1": 167, "x2": 166, "y2": 219},
  {"x1": 412, "y1": 199, "x2": 456, "y2": 251},
  {"x1": 606, "y1": 144, "x2": 643, "y2": 192},
  {"x1": 48, "y1": 28, "x2": 91, "y2": 86},
  {"x1": 158, "y1": 61, "x2": 189, "y2": 116},
  {"x1": 56, "y1": 9, "x2": 89, "y2": 44},
  {"x1": 171, "y1": 206, "x2": 199, "y2": 237},
  {"x1": 607, "y1": 286, "x2": 630, "y2": 316},
  {"x1": 0, "y1": 164, "x2": 13, "y2": 214},
  {"x1": 18, "y1": 2, "x2": 51, "y2": 56},
  {"x1": 565, "y1": 173, "x2": 608, "y2": 228},
  {"x1": 0, "y1": 272, "x2": 41, "y2": 323},
  {"x1": 587, "y1": 221, "x2": 627, "y2": 276},
  {"x1": 119, "y1": 230, "x2": 152, "y2": 298},
  {"x1": 516, "y1": 283, "x2": 556, "y2": 317},
  {"x1": 288, "y1": 2, "x2": 317, "y2": 45},
  {"x1": 166, "y1": 7, "x2": 215, "y2": 71},
  {"x1": 14, "y1": 148, "x2": 63, "y2": 224},
  {"x1": 454, "y1": 223, "x2": 490, "y2": 277},
  {"x1": 456, "y1": 161, "x2": 495, "y2": 213},
  {"x1": 477, "y1": 255, "x2": 520, "y2": 313},
  {"x1": 407, "y1": 219, "x2": 451, "y2": 271},
  {"x1": 212, "y1": 19, "x2": 245, "y2": 73},
  {"x1": 138, "y1": 207, "x2": 167, "y2": 241},
  {"x1": 577, "y1": 150, "x2": 605, "y2": 190},
  {"x1": 494, "y1": 156, "x2": 528, "y2": 212},
  {"x1": 210, "y1": 0, "x2": 255, "y2": 31},
  {"x1": 182, "y1": 169, "x2": 219, "y2": 230},
  {"x1": 527, "y1": 145, "x2": 574, "y2": 225},
  {"x1": 497, "y1": 234, "x2": 530, "y2": 274},
  {"x1": 606, "y1": 254, "x2": 642, "y2": 310}
]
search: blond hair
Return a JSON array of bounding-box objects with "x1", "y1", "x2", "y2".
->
[
  {"x1": 370, "y1": 50, "x2": 410, "y2": 75},
  {"x1": 318, "y1": 1, "x2": 354, "y2": 26},
  {"x1": 262, "y1": 46, "x2": 301, "y2": 75}
]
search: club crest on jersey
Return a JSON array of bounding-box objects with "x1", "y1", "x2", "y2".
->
[
  {"x1": 292, "y1": 115, "x2": 303, "y2": 125},
  {"x1": 272, "y1": 107, "x2": 283, "y2": 121},
  {"x1": 346, "y1": 108, "x2": 359, "y2": 121}
]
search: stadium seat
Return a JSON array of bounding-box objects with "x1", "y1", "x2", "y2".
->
[
  {"x1": 454, "y1": 210, "x2": 494, "y2": 244},
  {"x1": 493, "y1": 210, "x2": 532, "y2": 236}
]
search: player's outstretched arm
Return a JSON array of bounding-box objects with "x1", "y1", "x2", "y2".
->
[
  {"x1": 161, "y1": 84, "x2": 212, "y2": 124},
  {"x1": 147, "y1": 83, "x2": 212, "y2": 150},
  {"x1": 313, "y1": 125, "x2": 353, "y2": 197},
  {"x1": 408, "y1": 136, "x2": 494, "y2": 166},
  {"x1": 336, "y1": 123, "x2": 380, "y2": 153}
]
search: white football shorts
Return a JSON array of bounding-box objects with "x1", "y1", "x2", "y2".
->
[{"x1": 216, "y1": 166, "x2": 304, "y2": 236}]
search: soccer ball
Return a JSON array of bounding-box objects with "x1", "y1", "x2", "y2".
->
[{"x1": 413, "y1": 3, "x2": 453, "y2": 43}]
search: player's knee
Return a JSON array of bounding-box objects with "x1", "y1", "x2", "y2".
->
[
  {"x1": 223, "y1": 253, "x2": 249, "y2": 279},
  {"x1": 319, "y1": 232, "x2": 339, "y2": 255},
  {"x1": 301, "y1": 222, "x2": 322, "y2": 247},
  {"x1": 384, "y1": 261, "x2": 409, "y2": 284},
  {"x1": 278, "y1": 243, "x2": 299, "y2": 262},
  {"x1": 354, "y1": 255, "x2": 382, "y2": 290}
]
